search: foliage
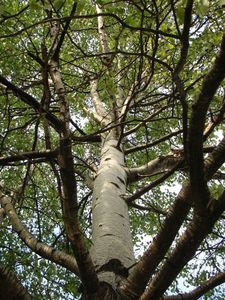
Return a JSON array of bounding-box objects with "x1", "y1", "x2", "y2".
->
[{"x1": 0, "y1": 0, "x2": 225, "y2": 299}]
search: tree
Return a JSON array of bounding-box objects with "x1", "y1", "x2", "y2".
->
[{"x1": 0, "y1": 0, "x2": 225, "y2": 299}]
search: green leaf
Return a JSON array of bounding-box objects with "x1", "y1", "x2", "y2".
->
[
  {"x1": 196, "y1": 0, "x2": 210, "y2": 16},
  {"x1": 0, "y1": 4, "x2": 5, "y2": 15},
  {"x1": 0, "y1": 4, "x2": 11, "y2": 16},
  {"x1": 176, "y1": 6, "x2": 185, "y2": 24},
  {"x1": 29, "y1": 0, "x2": 42, "y2": 10},
  {"x1": 176, "y1": 0, "x2": 186, "y2": 24},
  {"x1": 76, "y1": 0, "x2": 86, "y2": 15},
  {"x1": 54, "y1": 0, "x2": 65, "y2": 11},
  {"x1": 125, "y1": 16, "x2": 139, "y2": 27},
  {"x1": 219, "y1": 0, "x2": 225, "y2": 5}
]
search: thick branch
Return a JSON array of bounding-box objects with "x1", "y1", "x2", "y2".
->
[
  {"x1": 96, "y1": 3, "x2": 109, "y2": 54},
  {"x1": 0, "y1": 265, "x2": 32, "y2": 300},
  {"x1": 49, "y1": 18, "x2": 99, "y2": 294},
  {"x1": 120, "y1": 136, "x2": 225, "y2": 299},
  {"x1": 204, "y1": 136, "x2": 225, "y2": 179},
  {"x1": 174, "y1": 0, "x2": 193, "y2": 74},
  {"x1": 140, "y1": 191, "x2": 225, "y2": 300},
  {"x1": 52, "y1": 2, "x2": 77, "y2": 60},
  {"x1": 0, "y1": 149, "x2": 58, "y2": 165},
  {"x1": 203, "y1": 98, "x2": 225, "y2": 139},
  {"x1": 119, "y1": 182, "x2": 192, "y2": 299},
  {"x1": 83, "y1": 106, "x2": 110, "y2": 127},
  {"x1": 127, "y1": 154, "x2": 183, "y2": 183},
  {"x1": 172, "y1": 0, "x2": 194, "y2": 155},
  {"x1": 88, "y1": 79, "x2": 111, "y2": 126},
  {"x1": 163, "y1": 272, "x2": 225, "y2": 300},
  {"x1": 188, "y1": 28, "x2": 225, "y2": 213},
  {"x1": 0, "y1": 192, "x2": 79, "y2": 275},
  {"x1": 0, "y1": 75, "x2": 63, "y2": 132},
  {"x1": 126, "y1": 161, "x2": 183, "y2": 203}
]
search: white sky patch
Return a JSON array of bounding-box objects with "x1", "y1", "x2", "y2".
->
[
  {"x1": 133, "y1": 234, "x2": 153, "y2": 258},
  {"x1": 160, "y1": 182, "x2": 182, "y2": 194},
  {"x1": 215, "y1": 129, "x2": 224, "y2": 141}
]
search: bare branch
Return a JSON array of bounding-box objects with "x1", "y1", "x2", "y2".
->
[
  {"x1": 125, "y1": 130, "x2": 183, "y2": 155},
  {"x1": 124, "y1": 105, "x2": 171, "y2": 137},
  {"x1": 127, "y1": 154, "x2": 183, "y2": 183},
  {"x1": 0, "y1": 14, "x2": 180, "y2": 41}
]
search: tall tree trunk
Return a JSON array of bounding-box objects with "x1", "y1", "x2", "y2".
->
[{"x1": 90, "y1": 137, "x2": 135, "y2": 293}]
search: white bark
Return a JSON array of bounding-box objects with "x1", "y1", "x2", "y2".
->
[
  {"x1": 91, "y1": 139, "x2": 135, "y2": 285},
  {"x1": 127, "y1": 155, "x2": 183, "y2": 183},
  {"x1": 96, "y1": 3, "x2": 109, "y2": 54}
]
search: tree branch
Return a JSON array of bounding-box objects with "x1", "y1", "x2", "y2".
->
[
  {"x1": 188, "y1": 28, "x2": 225, "y2": 214},
  {"x1": 120, "y1": 135, "x2": 225, "y2": 299},
  {"x1": 126, "y1": 161, "x2": 183, "y2": 203},
  {"x1": 0, "y1": 75, "x2": 63, "y2": 132},
  {"x1": 96, "y1": 3, "x2": 109, "y2": 55},
  {"x1": 0, "y1": 149, "x2": 58, "y2": 165},
  {"x1": 125, "y1": 130, "x2": 182, "y2": 155},
  {"x1": 162, "y1": 272, "x2": 225, "y2": 300},
  {"x1": 140, "y1": 190, "x2": 225, "y2": 300},
  {"x1": 203, "y1": 97, "x2": 225, "y2": 139},
  {"x1": 127, "y1": 154, "x2": 183, "y2": 183},
  {"x1": 0, "y1": 14, "x2": 180, "y2": 41},
  {"x1": 124, "y1": 105, "x2": 169, "y2": 137},
  {"x1": 119, "y1": 182, "x2": 192, "y2": 299},
  {"x1": 49, "y1": 16, "x2": 99, "y2": 294},
  {"x1": 52, "y1": 2, "x2": 77, "y2": 60},
  {"x1": 0, "y1": 265, "x2": 32, "y2": 300},
  {"x1": 89, "y1": 79, "x2": 111, "y2": 124},
  {"x1": 0, "y1": 191, "x2": 79, "y2": 275},
  {"x1": 172, "y1": 0, "x2": 194, "y2": 156}
]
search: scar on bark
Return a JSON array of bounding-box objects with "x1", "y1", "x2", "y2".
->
[
  {"x1": 114, "y1": 212, "x2": 125, "y2": 218},
  {"x1": 97, "y1": 259, "x2": 129, "y2": 278},
  {"x1": 104, "y1": 157, "x2": 111, "y2": 161},
  {"x1": 117, "y1": 176, "x2": 125, "y2": 184},
  {"x1": 110, "y1": 182, "x2": 120, "y2": 189}
]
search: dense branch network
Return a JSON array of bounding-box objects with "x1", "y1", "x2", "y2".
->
[{"x1": 0, "y1": 1, "x2": 225, "y2": 299}]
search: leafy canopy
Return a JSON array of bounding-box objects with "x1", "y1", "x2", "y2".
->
[{"x1": 0, "y1": 0, "x2": 225, "y2": 299}]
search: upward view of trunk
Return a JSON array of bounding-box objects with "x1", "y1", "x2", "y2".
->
[
  {"x1": 1, "y1": 1, "x2": 225, "y2": 300},
  {"x1": 91, "y1": 137, "x2": 135, "y2": 288}
]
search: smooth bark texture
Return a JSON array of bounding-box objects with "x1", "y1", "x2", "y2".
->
[{"x1": 91, "y1": 138, "x2": 135, "y2": 288}]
